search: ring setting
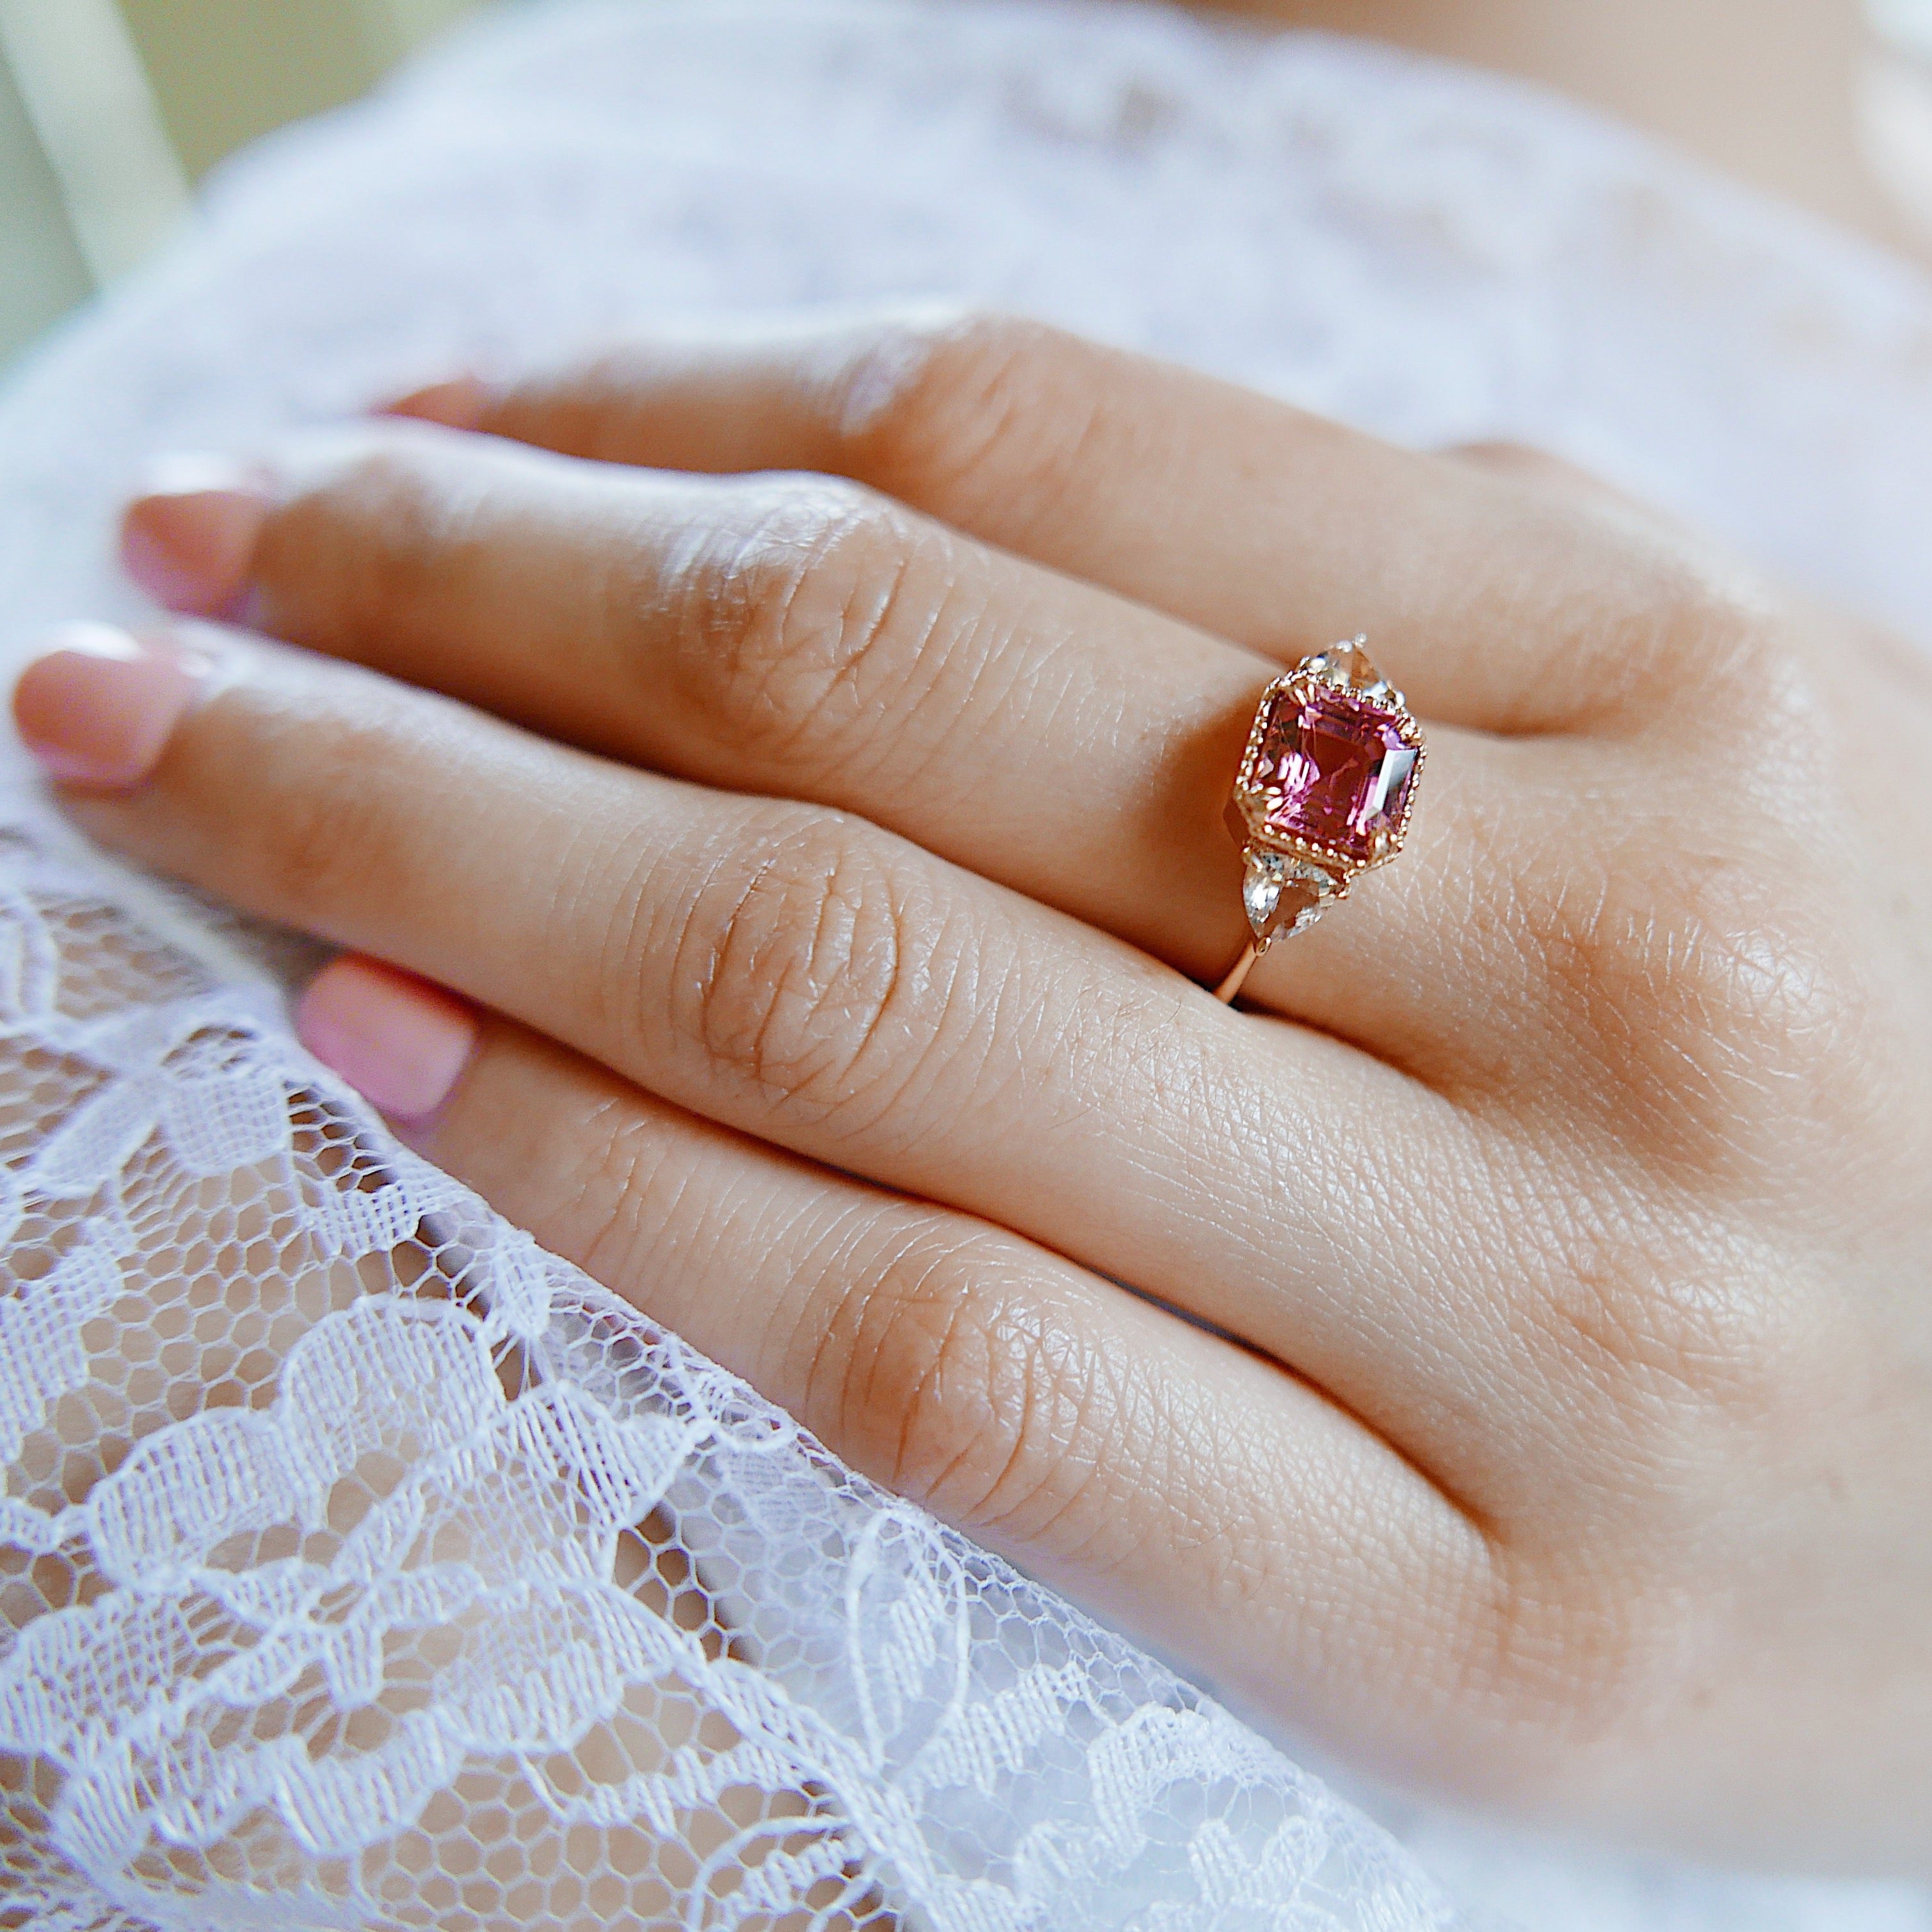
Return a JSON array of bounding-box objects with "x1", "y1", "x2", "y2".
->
[{"x1": 1214, "y1": 636, "x2": 1424, "y2": 1001}]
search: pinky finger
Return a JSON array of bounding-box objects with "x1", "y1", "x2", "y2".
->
[{"x1": 295, "y1": 956, "x2": 1497, "y2": 1772}]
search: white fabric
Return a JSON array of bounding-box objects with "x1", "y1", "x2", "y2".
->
[
  {"x1": 0, "y1": 842, "x2": 1462, "y2": 1932},
  {"x1": 0, "y1": 1, "x2": 1929, "y2": 1925}
]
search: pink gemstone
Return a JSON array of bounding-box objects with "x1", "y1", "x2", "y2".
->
[{"x1": 1245, "y1": 686, "x2": 1418, "y2": 862}]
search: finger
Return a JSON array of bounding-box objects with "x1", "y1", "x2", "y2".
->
[
  {"x1": 1442, "y1": 439, "x2": 1700, "y2": 537},
  {"x1": 32, "y1": 627, "x2": 1539, "y2": 1504},
  {"x1": 396, "y1": 312, "x2": 1724, "y2": 734},
  {"x1": 292, "y1": 953, "x2": 1495, "y2": 1769},
  {"x1": 115, "y1": 426, "x2": 1570, "y2": 1068}
]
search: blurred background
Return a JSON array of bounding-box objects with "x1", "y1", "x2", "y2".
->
[
  {"x1": 0, "y1": 0, "x2": 485, "y2": 366},
  {"x1": 6, "y1": 0, "x2": 1932, "y2": 375}
]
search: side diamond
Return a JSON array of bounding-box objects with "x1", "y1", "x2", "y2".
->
[{"x1": 1243, "y1": 849, "x2": 1342, "y2": 949}]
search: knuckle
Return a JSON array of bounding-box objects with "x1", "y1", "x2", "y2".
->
[
  {"x1": 1661, "y1": 576, "x2": 1793, "y2": 704},
  {"x1": 1458, "y1": 1282, "x2": 1824, "y2": 1778},
  {"x1": 1508, "y1": 1157, "x2": 1802, "y2": 1421},
  {"x1": 814, "y1": 1222, "x2": 1104, "y2": 1538},
  {"x1": 838, "y1": 310, "x2": 1103, "y2": 519},
  {"x1": 1616, "y1": 556, "x2": 1797, "y2": 720},
  {"x1": 679, "y1": 810, "x2": 942, "y2": 1124},
  {"x1": 243, "y1": 689, "x2": 421, "y2": 916},
  {"x1": 261, "y1": 437, "x2": 452, "y2": 645},
  {"x1": 671, "y1": 478, "x2": 938, "y2": 766},
  {"x1": 1520, "y1": 522, "x2": 1794, "y2": 734},
  {"x1": 1456, "y1": 1541, "x2": 1663, "y2": 1778},
  {"x1": 1543, "y1": 859, "x2": 1830, "y2": 1098},
  {"x1": 1508, "y1": 597, "x2": 1864, "y2": 1179},
  {"x1": 1525, "y1": 819, "x2": 1855, "y2": 1187}
]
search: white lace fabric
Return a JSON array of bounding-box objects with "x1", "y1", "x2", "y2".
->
[
  {"x1": 0, "y1": 829, "x2": 1463, "y2": 1928},
  {"x1": 2, "y1": 3, "x2": 1932, "y2": 1927}
]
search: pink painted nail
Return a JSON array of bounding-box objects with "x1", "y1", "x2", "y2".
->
[
  {"x1": 13, "y1": 623, "x2": 214, "y2": 789},
  {"x1": 378, "y1": 374, "x2": 494, "y2": 431},
  {"x1": 296, "y1": 955, "x2": 478, "y2": 1123},
  {"x1": 120, "y1": 453, "x2": 269, "y2": 617}
]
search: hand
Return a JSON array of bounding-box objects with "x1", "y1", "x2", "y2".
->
[{"x1": 26, "y1": 316, "x2": 1932, "y2": 1872}]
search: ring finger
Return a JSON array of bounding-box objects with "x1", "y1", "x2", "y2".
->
[{"x1": 22, "y1": 623, "x2": 1538, "y2": 1498}]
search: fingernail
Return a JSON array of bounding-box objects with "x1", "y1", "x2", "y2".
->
[
  {"x1": 378, "y1": 374, "x2": 494, "y2": 431},
  {"x1": 120, "y1": 454, "x2": 269, "y2": 617},
  {"x1": 14, "y1": 622, "x2": 214, "y2": 789},
  {"x1": 296, "y1": 955, "x2": 478, "y2": 1124}
]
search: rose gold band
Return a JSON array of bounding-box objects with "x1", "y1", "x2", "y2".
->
[
  {"x1": 1209, "y1": 637, "x2": 1424, "y2": 1006},
  {"x1": 1212, "y1": 942, "x2": 1259, "y2": 1004}
]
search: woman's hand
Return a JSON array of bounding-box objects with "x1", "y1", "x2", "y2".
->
[{"x1": 25, "y1": 316, "x2": 1932, "y2": 1872}]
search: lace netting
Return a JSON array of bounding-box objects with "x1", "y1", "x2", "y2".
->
[
  {"x1": 8, "y1": 0, "x2": 1932, "y2": 1921},
  {"x1": 0, "y1": 814, "x2": 1466, "y2": 1928}
]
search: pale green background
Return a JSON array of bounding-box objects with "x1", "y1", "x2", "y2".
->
[{"x1": 0, "y1": 0, "x2": 483, "y2": 369}]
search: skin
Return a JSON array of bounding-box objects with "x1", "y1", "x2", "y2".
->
[{"x1": 42, "y1": 314, "x2": 1932, "y2": 1874}]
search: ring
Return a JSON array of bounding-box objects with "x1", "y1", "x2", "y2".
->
[{"x1": 1212, "y1": 636, "x2": 1425, "y2": 1003}]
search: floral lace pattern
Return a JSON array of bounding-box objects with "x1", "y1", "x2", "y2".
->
[
  {"x1": 0, "y1": 822, "x2": 1465, "y2": 1927},
  {"x1": 3, "y1": 1, "x2": 1932, "y2": 1924}
]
